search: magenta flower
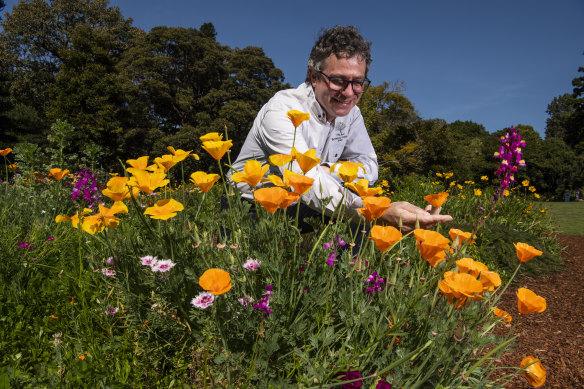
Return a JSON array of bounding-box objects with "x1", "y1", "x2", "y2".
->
[
  {"x1": 243, "y1": 258, "x2": 261, "y2": 271},
  {"x1": 191, "y1": 292, "x2": 215, "y2": 309},
  {"x1": 105, "y1": 306, "x2": 119, "y2": 315},
  {"x1": 334, "y1": 370, "x2": 363, "y2": 388},
  {"x1": 493, "y1": 126, "x2": 526, "y2": 199},
  {"x1": 46, "y1": 236, "x2": 55, "y2": 242},
  {"x1": 365, "y1": 271, "x2": 385, "y2": 295},
  {"x1": 140, "y1": 255, "x2": 158, "y2": 266},
  {"x1": 327, "y1": 253, "x2": 336, "y2": 266},
  {"x1": 151, "y1": 259, "x2": 175, "y2": 272},
  {"x1": 253, "y1": 284, "x2": 273, "y2": 316},
  {"x1": 105, "y1": 256, "x2": 118, "y2": 266},
  {"x1": 18, "y1": 242, "x2": 35, "y2": 250}
]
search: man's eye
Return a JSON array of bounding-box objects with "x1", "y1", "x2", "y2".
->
[{"x1": 330, "y1": 78, "x2": 347, "y2": 87}]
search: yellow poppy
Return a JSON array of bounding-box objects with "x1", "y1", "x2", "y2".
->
[
  {"x1": 81, "y1": 202, "x2": 128, "y2": 234},
  {"x1": 128, "y1": 170, "x2": 169, "y2": 194},
  {"x1": 345, "y1": 179, "x2": 383, "y2": 198},
  {"x1": 516, "y1": 288, "x2": 546, "y2": 315},
  {"x1": 479, "y1": 270, "x2": 501, "y2": 292},
  {"x1": 287, "y1": 110, "x2": 310, "y2": 128},
  {"x1": 520, "y1": 356, "x2": 546, "y2": 387},
  {"x1": 357, "y1": 196, "x2": 391, "y2": 222},
  {"x1": 102, "y1": 177, "x2": 139, "y2": 201},
  {"x1": 369, "y1": 225, "x2": 402, "y2": 252},
  {"x1": 253, "y1": 187, "x2": 288, "y2": 214},
  {"x1": 474, "y1": 188, "x2": 482, "y2": 196},
  {"x1": 291, "y1": 147, "x2": 321, "y2": 174},
  {"x1": 202, "y1": 140, "x2": 233, "y2": 160},
  {"x1": 333, "y1": 161, "x2": 365, "y2": 183},
  {"x1": 144, "y1": 198, "x2": 184, "y2": 220},
  {"x1": 166, "y1": 146, "x2": 195, "y2": 162},
  {"x1": 284, "y1": 169, "x2": 314, "y2": 194},
  {"x1": 266, "y1": 174, "x2": 288, "y2": 188},
  {"x1": 0, "y1": 148, "x2": 12, "y2": 157},
  {"x1": 200, "y1": 132, "x2": 224, "y2": 142},
  {"x1": 481, "y1": 175, "x2": 488, "y2": 181},
  {"x1": 48, "y1": 168, "x2": 70, "y2": 181},
  {"x1": 153, "y1": 154, "x2": 177, "y2": 172},
  {"x1": 513, "y1": 242, "x2": 543, "y2": 263},
  {"x1": 199, "y1": 268, "x2": 232, "y2": 295},
  {"x1": 269, "y1": 153, "x2": 294, "y2": 167},
  {"x1": 190, "y1": 171, "x2": 220, "y2": 193},
  {"x1": 424, "y1": 192, "x2": 449, "y2": 208},
  {"x1": 522, "y1": 179, "x2": 530, "y2": 187},
  {"x1": 230, "y1": 160, "x2": 269, "y2": 187},
  {"x1": 126, "y1": 156, "x2": 151, "y2": 170}
]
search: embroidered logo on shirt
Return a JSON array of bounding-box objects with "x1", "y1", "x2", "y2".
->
[
  {"x1": 335, "y1": 122, "x2": 346, "y2": 136},
  {"x1": 332, "y1": 121, "x2": 347, "y2": 142}
]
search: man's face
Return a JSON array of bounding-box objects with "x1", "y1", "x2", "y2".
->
[{"x1": 310, "y1": 54, "x2": 367, "y2": 122}]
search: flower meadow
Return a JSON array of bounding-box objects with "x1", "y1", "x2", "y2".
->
[{"x1": 0, "y1": 122, "x2": 559, "y2": 387}]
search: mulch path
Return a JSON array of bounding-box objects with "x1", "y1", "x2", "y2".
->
[{"x1": 496, "y1": 234, "x2": 584, "y2": 388}]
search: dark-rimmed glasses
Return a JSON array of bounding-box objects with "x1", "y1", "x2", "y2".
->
[{"x1": 316, "y1": 70, "x2": 370, "y2": 94}]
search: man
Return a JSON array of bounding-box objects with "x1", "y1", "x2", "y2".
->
[{"x1": 229, "y1": 25, "x2": 451, "y2": 232}]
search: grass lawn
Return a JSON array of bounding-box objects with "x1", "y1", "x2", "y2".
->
[{"x1": 539, "y1": 201, "x2": 584, "y2": 236}]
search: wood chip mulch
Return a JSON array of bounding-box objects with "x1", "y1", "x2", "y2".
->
[{"x1": 495, "y1": 234, "x2": 584, "y2": 388}]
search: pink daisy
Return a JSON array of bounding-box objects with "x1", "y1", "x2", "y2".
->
[
  {"x1": 243, "y1": 258, "x2": 261, "y2": 271},
  {"x1": 191, "y1": 292, "x2": 215, "y2": 309},
  {"x1": 151, "y1": 259, "x2": 176, "y2": 272}
]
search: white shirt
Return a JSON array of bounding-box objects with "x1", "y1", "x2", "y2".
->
[{"x1": 229, "y1": 83, "x2": 378, "y2": 220}]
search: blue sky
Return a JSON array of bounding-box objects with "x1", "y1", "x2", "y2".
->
[{"x1": 3, "y1": 0, "x2": 584, "y2": 137}]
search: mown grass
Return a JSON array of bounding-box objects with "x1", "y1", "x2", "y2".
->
[{"x1": 539, "y1": 201, "x2": 584, "y2": 236}]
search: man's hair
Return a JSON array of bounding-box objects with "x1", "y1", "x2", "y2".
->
[{"x1": 305, "y1": 25, "x2": 372, "y2": 83}]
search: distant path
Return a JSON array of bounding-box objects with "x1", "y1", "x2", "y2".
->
[{"x1": 497, "y1": 234, "x2": 584, "y2": 388}]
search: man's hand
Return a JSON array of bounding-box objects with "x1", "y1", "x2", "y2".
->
[{"x1": 379, "y1": 201, "x2": 453, "y2": 233}]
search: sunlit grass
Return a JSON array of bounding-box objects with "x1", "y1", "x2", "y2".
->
[{"x1": 542, "y1": 201, "x2": 584, "y2": 236}]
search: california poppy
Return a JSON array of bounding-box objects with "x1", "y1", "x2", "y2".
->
[
  {"x1": 230, "y1": 160, "x2": 269, "y2": 187},
  {"x1": 254, "y1": 187, "x2": 288, "y2": 214},
  {"x1": 279, "y1": 191, "x2": 300, "y2": 209},
  {"x1": 492, "y1": 307, "x2": 512, "y2": 323},
  {"x1": 513, "y1": 242, "x2": 543, "y2": 263},
  {"x1": 357, "y1": 196, "x2": 391, "y2": 221},
  {"x1": 479, "y1": 271, "x2": 501, "y2": 292},
  {"x1": 102, "y1": 176, "x2": 139, "y2": 201},
  {"x1": 345, "y1": 179, "x2": 383, "y2": 198},
  {"x1": 414, "y1": 229, "x2": 450, "y2": 266},
  {"x1": 438, "y1": 271, "x2": 483, "y2": 307},
  {"x1": 520, "y1": 356, "x2": 546, "y2": 387},
  {"x1": 369, "y1": 225, "x2": 402, "y2": 252},
  {"x1": 190, "y1": 171, "x2": 220, "y2": 193},
  {"x1": 287, "y1": 110, "x2": 310, "y2": 128},
  {"x1": 269, "y1": 153, "x2": 294, "y2": 167},
  {"x1": 153, "y1": 154, "x2": 178, "y2": 172},
  {"x1": 0, "y1": 148, "x2": 12, "y2": 157},
  {"x1": 200, "y1": 132, "x2": 223, "y2": 142},
  {"x1": 128, "y1": 170, "x2": 169, "y2": 194},
  {"x1": 144, "y1": 199, "x2": 184, "y2": 220},
  {"x1": 448, "y1": 228, "x2": 476, "y2": 247},
  {"x1": 81, "y1": 202, "x2": 128, "y2": 234},
  {"x1": 199, "y1": 268, "x2": 232, "y2": 295},
  {"x1": 202, "y1": 140, "x2": 233, "y2": 160},
  {"x1": 284, "y1": 169, "x2": 314, "y2": 194},
  {"x1": 516, "y1": 288, "x2": 546, "y2": 315},
  {"x1": 291, "y1": 147, "x2": 321, "y2": 174},
  {"x1": 126, "y1": 156, "x2": 151, "y2": 171},
  {"x1": 49, "y1": 168, "x2": 70, "y2": 181},
  {"x1": 424, "y1": 192, "x2": 449, "y2": 208},
  {"x1": 456, "y1": 257, "x2": 488, "y2": 278},
  {"x1": 166, "y1": 146, "x2": 194, "y2": 162},
  {"x1": 333, "y1": 161, "x2": 365, "y2": 183}
]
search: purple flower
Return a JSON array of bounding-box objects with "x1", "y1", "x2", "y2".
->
[
  {"x1": 101, "y1": 269, "x2": 116, "y2": 276},
  {"x1": 18, "y1": 242, "x2": 35, "y2": 250},
  {"x1": 327, "y1": 252, "x2": 336, "y2": 266},
  {"x1": 151, "y1": 259, "x2": 175, "y2": 272},
  {"x1": 243, "y1": 258, "x2": 261, "y2": 271},
  {"x1": 364, "y1": 271, "x2": 384, "y2": 295},
  {"x1": 334, "y1": 370, "x2": 363, "y2": 388},
  {"x1": 493, "y1": 126, "x2": 526, "y2": 200},
  {"x1": 46, "y1": 236, "x2": 55, "y2": 242},
  {"x1": 191, "y1": 292, "x2": 215, "y2": 309},
  {"x1": 253, "y1": 284, "x2": 273, "y2": 316},
  {"x1": 376, "y1": 380, "x2": 392, "y2": 389},
  {"x1": 140, "y1": 255, "x2": 158, "y2": 266},
  {"x1": 71, "y1": 169, "x2": 101, "y2": 208}
]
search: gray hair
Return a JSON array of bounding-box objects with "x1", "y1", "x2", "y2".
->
[{"x1": 305, "y1": 25, "x2": 372, "y2": 83}]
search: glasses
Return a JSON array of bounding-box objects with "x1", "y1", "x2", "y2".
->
[{"x1": 316, "y1": 70, "x2": 370, "y2": 94}]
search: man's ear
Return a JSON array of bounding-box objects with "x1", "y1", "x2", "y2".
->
[{"x1": 309, "y1": 68, "x2": 318, "y2": 87}]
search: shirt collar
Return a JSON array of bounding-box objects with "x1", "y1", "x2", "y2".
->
[{"x1": 300, "y1": 83, "x2": 328, "y2": 124}]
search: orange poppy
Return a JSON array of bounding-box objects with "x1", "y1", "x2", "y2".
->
[
  {"x1": 448, "y1": 228, "x2": 476, "y2": 247},
  {"x1": 516, "y1": 288, "x2": 546, "y2": 315},
  {"x1": 166, "y1": 146, "x2": 195, "y2": 162},
  {"x1": 425, "y1": 251, "x2": 447, "y2": 267},
  {"x1": 479, "y1": 271, "x2": 501, "y2": 292},
  {"x1": 291, "y1": 147, "x2": 321, "y2": 174},
  {"x1": 369, "y1": 225, "x2": 402, "y2": 252},
  {"x1": 345, "y1": 179, "x2": 383, "y2": 198},
  {"x1": 253, "y1": 187, "x2": 288, "y2": 214},
  {"x1": 492, "y1": 307, "x2": 512, "y2": 323},
  {"x1": 287, "y1": 110, "x2": 310, "y2": 128},
  {"x1": 102, "y1": 176, "x2": 139, "y2": 201},
  {"x1": 190, "y1": 171, "x2": 221, "y2": 193},
  {"x1": 333, "y1": 161, "x2": 365, "y2": 183},
  {"x1": 153, "y1": 154, "x2": 178, "y2": 172},
  {"x1": 357, "y1": 196, "x2": 392, "y2": 221},
  {"x1": 202, "y1": 140, "x2": 233, "y2": 160},
  {"x1": 48, "y1": 168, "x2": 70, "y2": 181},
  {"x1": 144, "y1": 198, "x2": 184, "y2": 220},
  {"x1": 128, "y1": 170, "x2": 169, "y2": 194},
  {"x1": 230, "y1": 160, "x2": 269, "y2": 187},
  {"x1": 126, "y1": 156, "x2": 151, "y2": 171},
  {"x1": 438, "y1": 271, "x2": 483, "y2": 308},
  {"x1": 0, "y1": 148, "x2": 12, "y2": 157},
  {"x1": 199, "y1": 268, "x2": 232, "y2": 295},
  {"x1": 414, "y1": 229, "x2": 450, "y2": 266},
  {"x1": 456, "y1": 257, "x2": 488, "y2": 278},
  {"x1": 266, "y1": 174, "x2": 288, "y2": 188},
  {"x1": 284, "y1": 169, "x2": 314, "y2": 194},
  {"x1": 520, "y1": 356, "x2": 546, "y2": 387},
  {"x1": 424, "y1": 192, "x2": 449, "y2": 208},
  {"x1": 513, "y1": 242, "x2": 543, "y2": 263},
  {"x1": 279, "y1": 191, "x2": 300, "y2": 210}
]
